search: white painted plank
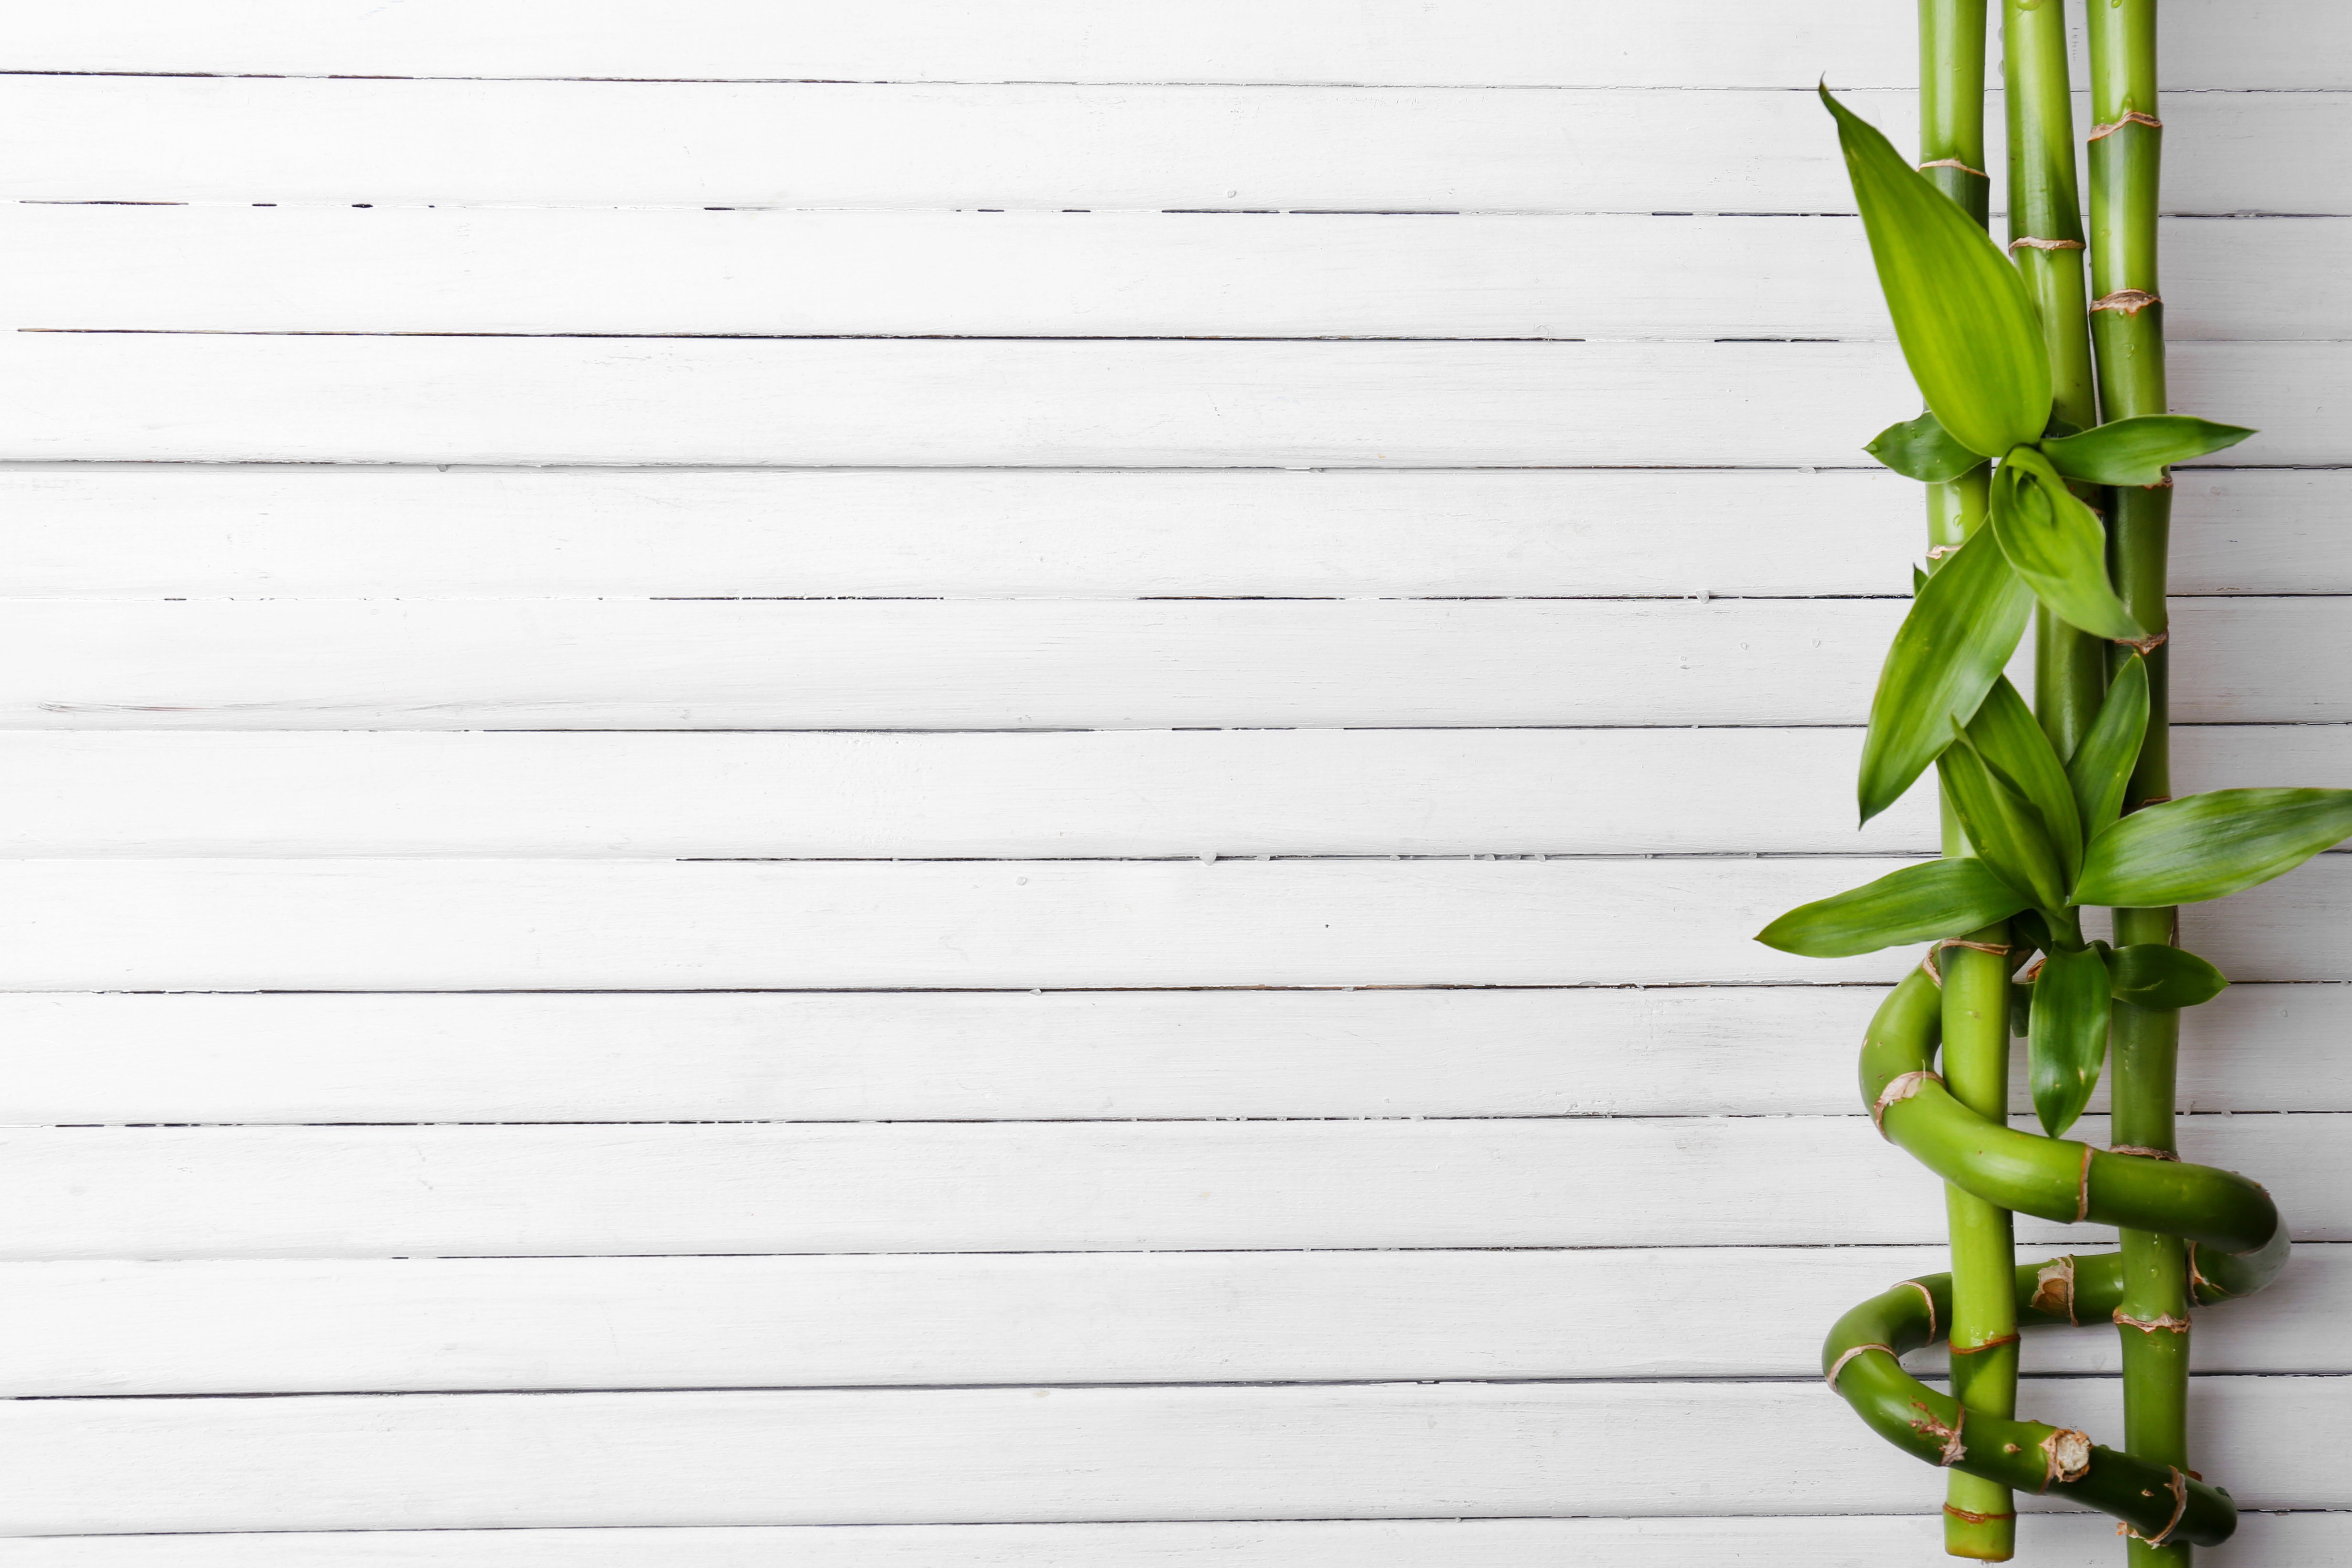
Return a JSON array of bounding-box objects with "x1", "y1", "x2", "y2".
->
[
  {"x1": 7, "y1": 724, "x2": 2348, "y2": 858},
  {"x1": 0, "y1": 983, "x2": 2343, "y2": 1125},
  {"x1": 12, "y1": 0, "x2": 2346, "y2": 90},
  {"x1": 0, "y1": 1515, "x2": 2336, "y2": 1568},
  {"x1": 0, "y1": 337, "x2": 2330, "y2": 468},
  {"x1": 0, "y1": 1113, "x2": 2336, "y2": 1259},
  {"x1": 12, "y1": 206, "x2": 2341, "y2": 341},
  {"x1": 1, "y1": 81, "x2": 2340, "y2": 214},
  {"x1": 10, "y1": 1244, "x2": 2348, "y2": 1396},
  {"x1": 7, "y1": 468, "x2": 2344, "y2": 600},
  {"x1": 0, "y1": 1377, "x2": 2338, "y2": 1533},
  {"x1": 3, "y1": 856, "x2": 2352, "y2": 989},
  {"x1": 7, "y1": 596, "x2": 2348, "y2": 731}
]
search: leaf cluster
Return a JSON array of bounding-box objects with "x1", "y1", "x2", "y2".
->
[{"x1": 1754, "y1": 91, "x2": 2352, "y2": 1134}]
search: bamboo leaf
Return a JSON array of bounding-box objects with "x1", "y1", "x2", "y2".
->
[
  {"x1": 2107, "y1": 945, "x2": 2230, "y2": 1009},
  {"x1": 1857, "y1": 526, "x2": 2035, "y2": 823},
  {"x1": 1867, "y1": 411, "x2": 1984, "y2": 483},
  {"x1": 2029, "y1": 944, "x2": 2111, "y2": 1136},
  {"x1": 1937, "y1": 738, "x2": 2072, "y2": 911},
  {"x1": 2042, "y1": 415, "x2": 2257, "y2": 487},
  {"x1": 1965, "y1": 677, "x2": 2083, "y2": 883},
  {"x1": 1819, "y1": 86, "x2": 2051, "y2": 457},
  {"x1": 1988, "y1": 447, "x2": 2145, "y2": 641},
  {"x1": 2075, "y1": 788, "x2": 2352, "y2": 907},
  {"x1": 1755, "y1": 858, "x2": 2030, "y2": 958},
  {"x1": 2068, "y1": 654, "x2": 2150, "y2": 840}
]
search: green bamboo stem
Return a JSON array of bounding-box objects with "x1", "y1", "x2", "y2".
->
[
  {"x1": 1823, "y1": 974, "x2": 2289, "y2": 1545},
  {"x1": 1939, "y1": 932, "x2": 2019, "y2": 1558},
  {"x1": 2085, "y1": 7, "x2": 2191, "y2": 1562},
  {"x1": 2004, "y1": 0, "x2": 2104, "y2": 761},
  {"x1": 1918, "y1": 7, "x2": 2011, "y2": 1552}
]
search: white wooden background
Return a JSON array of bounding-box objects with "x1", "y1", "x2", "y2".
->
[{"x1": 1, "y1": 2, "x2": 2346, "y2": 1563}]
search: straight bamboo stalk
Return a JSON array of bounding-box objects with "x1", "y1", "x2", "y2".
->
[
  {"x1": 2084, "y1": 4, "x2": 2192, "y2": 1563},
  {"x1": 1917, "y1": 5, "x2": 2014, "y2": 1556}
]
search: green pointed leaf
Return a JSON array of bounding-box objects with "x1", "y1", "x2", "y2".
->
[
  {"x1": 2043, "y1": 415, "x2": 2257, "y2": 487},
  {"x1": 1819, "y1": 86, "x2": 2051, "y2": 457},
  {"x1": 1965, "y1": 677, "x2": 2083, "y2": 883},
  {"x1": 2029, "y1": 943, "x2": 2111, "y2": 1136},
  {"x1": 2107, "y1": 944, "x2": 2230, "y2": 1009},
  {"x1": 1988, "y1": 447, "x2": 2145, "y2": 641},
  {"x1": 1867, "y1": 411, "x2": 1984, "y2": 483},
  {"x1": 2068, "y1": 654, "x2": 2150, "y2": 840},
  {"x1": 1857, "y1": 526, "x2": 2035, "y2": 823},
  {"x1": 1937, "y1": 739, "x2": 2071, "y2": 911},
  {"x1": 1911, "y1": 563, "x2": 1927, "y2": 596},
  {"x1": 1756, "y1": 858, "x2": 2030, "y2": 958},
  {"x1": 2075, "y1": 788, "x2": 2352, "y2": 906}
]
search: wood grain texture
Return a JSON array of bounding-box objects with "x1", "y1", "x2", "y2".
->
[
  {"x1": 8, "y1": 595, "x2": 2349, "y2": 730},
  {"x1": 0, "y1": 1113, "x2": 2336, "y2": 1259},
  {"x1": 0, "y1": 1515, "x2": 2337, "y2": 1568},
  {"x1": 7, "y1": 467, "x2": 2343, "y2": 600},
  {"x1": 0, "y1": 1377, "x2": 2341, "y2": 1533},
  {"x1": 2, "y1": 984, "x2": 2343, "y2": 1124},
  {"x1": 12, "y1": 0, "x2": 2346, "y2": 89},
  {"x1": 2, "y1": 81, "x2": 2342, "y2": 213},
  {"x1": 0, "y1": 336, "x2": 2331, "y2": 468},
  {"x1": 6, "y1": 725, "x2": 2346, "y2": 857},
  {"x1": 5, "y1": 856, "x2": 2352, "y2": 989},
  {"x1": 9, "y1": 1244, "x2": 2348, "y2": 1396},
  {"x1": 11, "y1": 206, "x2": 2340, "y2": 340}
]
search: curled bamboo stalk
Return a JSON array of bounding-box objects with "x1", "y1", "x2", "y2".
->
[{"x1": 1822, "y1": 973, "x2": 2289, "y2": 1548}]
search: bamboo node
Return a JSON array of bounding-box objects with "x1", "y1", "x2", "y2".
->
[
  {"x1": 1939, "y1": 938, "x2": 2014, "y2": 958},
  {"x1": 2109, "y1": 1143, "x2": 2179, "y2": 1161},
  {"x1": 2040, "y1": 1428, "x2": 2093, "y2": 1491},
  {"x1": 2115, "y1": 629, "x2": 2169, "y2": 654},
  {"x1": 2088, "y1": 110, "x2": 2164, "y2": 141},
  {"x1": 2186, "y1": 1241, "x2": 2223, "y2": 1302},
  {"x1": 1872, "y1": 1070, "x2": 1940, "y2": 1136},
  {"x1": 1918, "y1": 948, "x2": 1944, "y2": 987},
  {"x1": 2008, "y1": 236, "x2": 2085, "y2": 252},
  {"x1": 1924, "y1": 545, "x2": 1958, "y2": 561},
  {"x1": 1943, "y1": 1505, "x2": 2016, "y2": 1525},
  {"x1": 1950, "y1": 1331, "x2": 2020, "y2": 1355},
  {"x1": 1909, "y1": 1401, "x2": 1967, "y2": 1466},
  {"x1": 2030, "y1": 1256, "x2": 2077, "y2": 1324},
  {"x1": 1902, "y1": 1277, "x2": 1938, "y2": 1343},
  {"x1": 2114, "y1": 1310, "x2": 2192, "y2": 1334},
  {"x1": 2123, "y1": 1469, "x2": 2193, "y2": 1547},
  {"x1": 1917, "y1": 157, "x2": 1990, "y2": 178},
  {"x1": 1826, "y1": 1341, "x2": 1895, "y2": 1388},
  {"x1": 2075, "y1": 1143, "x2": 2095, "y2": 1223},
  {"x1": 2092, "y1": 288, "x2": 2162, "y2": 316},
  {"x1": 2017, "y1": 954, "x2": 2046, "y2": 984}
]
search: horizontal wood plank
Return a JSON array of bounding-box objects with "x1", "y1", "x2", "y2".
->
[
  {"x1": 2, "y1": 83, "x2": 2341, "y2": 213},
  {"x1": 4, "y1": 857, "x2": 2352, "y2": 989},
  {"x1": 11, "y1": 0, "x2": 2344, "y2": 89},
  {"x1": 3, "y1": 983, "x2": 2346, "y2": 1124},
  {"x1": 0, "y1": 1114, "x2": 2336, "y2": 1258},
  {"x1": 0, "y1": 1377, "x2": 2341, "y2": 1533},
  {"x1": 11, "y1": 207, "x2": 2342, "y2": 340},
  {"x1": 0, "y1": 1515, "x2": 2335, "y2": 1568},
  {"x1": 7, "y1": 468, "x2": 2346, "y2": 599},
  {"x1": 8, "y1": 596, "x2": 2350, "y2": 730},
  {"x1": 10, "y1": 1244, "x2": 2348, "y2": 1396},
  {"x1": 2, "y1": 337, "x2": 2334, "y2": 468},
  {"x1": 7, "y1": 725, "x2": 2348, "y2": 858}
]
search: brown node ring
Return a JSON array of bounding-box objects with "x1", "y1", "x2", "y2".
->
[
  {"x1": 1873, "y1": 1070, "x2": 1940, "y2": 1137},
  {"x1": 1918, "y1": 157, "x2": 1990, "y2": 178},
  {"x1": 2088, "y1": 110, "x2": 2164, "y2": 141},
  {"x1": 2093, "y1": 288, "x2": 2162, "y2": 315},
  {"x1": 2009, "y1": 236, "x2": 2085, "y2": 252}
]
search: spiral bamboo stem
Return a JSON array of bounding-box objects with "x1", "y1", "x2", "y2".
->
[{"x1": 1824, "y1": 973, "x2": 2289, "y2": 1547}]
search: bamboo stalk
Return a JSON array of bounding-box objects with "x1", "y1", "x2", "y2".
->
[
  {"x1": 2084, "y1": 5, "x2": 2192, "y2": 1563},
  {"x1": 1823, "y1": 973, "x2": 2288, "y2": 1547}
]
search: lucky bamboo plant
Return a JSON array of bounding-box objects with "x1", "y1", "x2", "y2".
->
[{"x1": 1753, "y1": 4, "x2": 2346, "y2": 1557}]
